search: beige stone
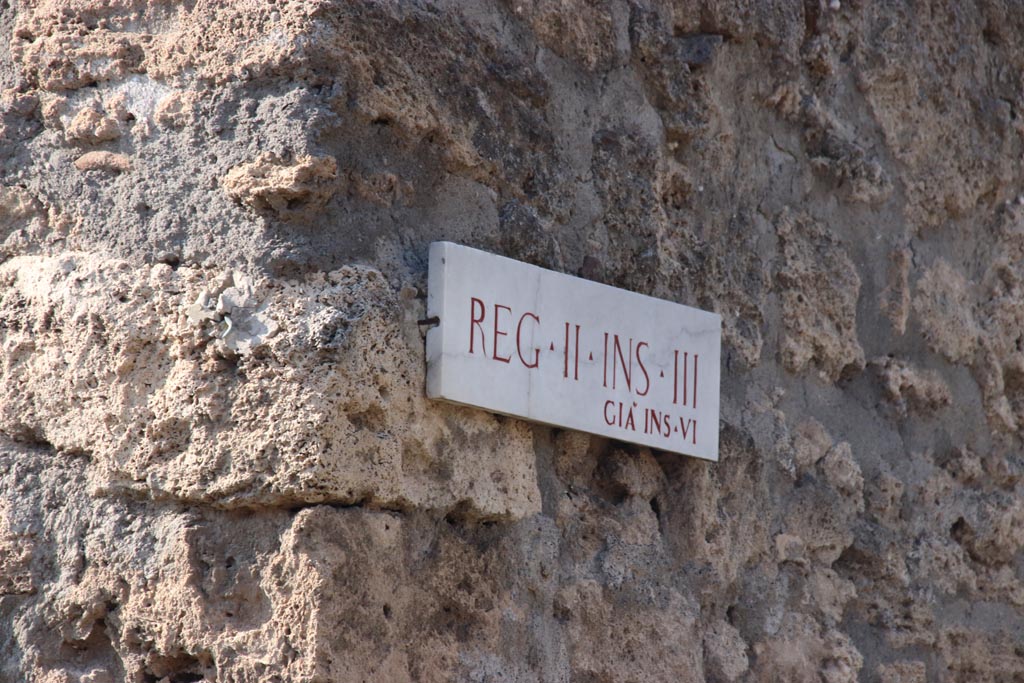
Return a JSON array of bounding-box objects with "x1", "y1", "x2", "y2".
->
[
  {"x1": 820, "y1": 442, "x2": 863, "y2": 503},
  {"x1": 0, "y1": 253, "x2": 540, "y2": 520},
  {"x1": 73, "y1": 151, "x2": 131, "y2": 173},
  {"x1": 878, "y1": 660, "x2": 926, "y2": 683},
  {"x1": 873, "y1": 357, "x2": 952, "y2": 416},
  {"x1": 703, "y1": 619, "x2": 749, "y2": 682},
  {"x1": 913, "y1": 259, "x2": 980, "y2": 364},
  {"x1": 776, "y1": 210, "x2": 865, "y2": 382},
  {"x1": 791, "y1": 418, "x2": 833, "y2": 474},
  {"x1": 66, "y1": 106, "x2": 121, "y2": 143},
  {"x1": 3, "y1": 1, "x2": 1024, "y2": 680},
  {"x1": 223, "y1": 154, "x2": 339, "y2": 218}
]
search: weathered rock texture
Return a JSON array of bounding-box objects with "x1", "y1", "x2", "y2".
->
[{"x1": 1, "y1": 1, "x2": 1023, "y2": 681}]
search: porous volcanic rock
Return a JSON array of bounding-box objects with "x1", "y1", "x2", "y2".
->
[{"x1": 2, "y1": 1, "x2": 1024, "y2": 681}]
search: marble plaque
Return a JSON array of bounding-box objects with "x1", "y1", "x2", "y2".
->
[{"x1": 425, "y1": 242, "x2": 722, "y2": 460}]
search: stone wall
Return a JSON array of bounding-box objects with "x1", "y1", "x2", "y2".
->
[{"x1": 1, "y1": 1, "x2": 1023, "y2": 681}]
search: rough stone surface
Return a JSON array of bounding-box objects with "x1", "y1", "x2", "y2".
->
[{"x1": 2, "y1": 1, "x2": 1024, "y2": 681}]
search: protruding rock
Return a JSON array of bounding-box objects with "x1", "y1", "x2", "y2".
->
[
  {"x1": 66, "y1": 106, "x2": 121, "y2": 143},
  {"x1": 222, "y1": 153, "x2": 338, "y2": 217},
  {"x1": 0, "y1": 186, "x2": 42, "y2": 229},
  {"x1": 154, "y1": 91, "x2": 199, "y2": 129},
  {"x1": 776, "y1": 210, "x2": 865, "y2": 382},
  {"x1": 73, "y1": 151, "x2": 130, "y2": 173},
  {"x1": 703, "y1": 619, "x2": 749, "y2": 682},
  {"x1": 913, "y1": 259, "x2": 980, "y2": 364},
  {"x1": 873, "y1": 357, "x2": 952, "y2": 416},
  {"x1": 509, "y1": 0, "x2": 618, "y2": 71},
  {"x1": 821, "y1": 442, "x2": 864, "y2": 504},
  {"x1": 791, "y1": 418, "x2": 833, "y2": 474}
]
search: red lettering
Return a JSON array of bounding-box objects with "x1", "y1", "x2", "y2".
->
[
  {"x1": 680, "y1": 416, "x2": 691, "y2": 440},
  {"x1": 493, "y1": 304, "x2": 512, "y2": 363},
  {"x1": 679, "y1": 417, "x2": 697, "y2": 444},
  {"x1": 635, "y1": 341, "x2": 650, "y2": 396},
  {"x1": 564, "y1": 323, "x2": 581, "y2": 380},
  {"x1": 693, "y1": 354, "x2": 698, "y2": 409},
  {"x1": 516, "y1": 312, "x2": 540, "y2": 368},
  {"x1": 470, "y1": 297, "x2": 486, "y2": 355},
  {"x1": 563, "y1": 322, "x2": 570, "y2": 378},
  {"x1": 683, "y1": 351, "x2": 688, "y2": 406},
  {"x1": 604, "y1": 400, "x2": 616, "y2": 426},
  {"x1": 612, "y1": 335, "x2": 632, "y2": 391},
  {"x1": 673, "y1": 349, "x2": 679, "y2": 404},
  {"x1": 573, "y1": 324, "x2": 580, "y2": 380}
]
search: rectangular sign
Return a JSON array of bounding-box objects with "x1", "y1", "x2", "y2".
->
[{"x1": 425, "y1": 242, "x2": 721, "y2": 460}]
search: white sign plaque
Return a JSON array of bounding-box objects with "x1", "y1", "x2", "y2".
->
[{"x1": 425, "y1": 242, "x2": 721, "y2": 460}]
